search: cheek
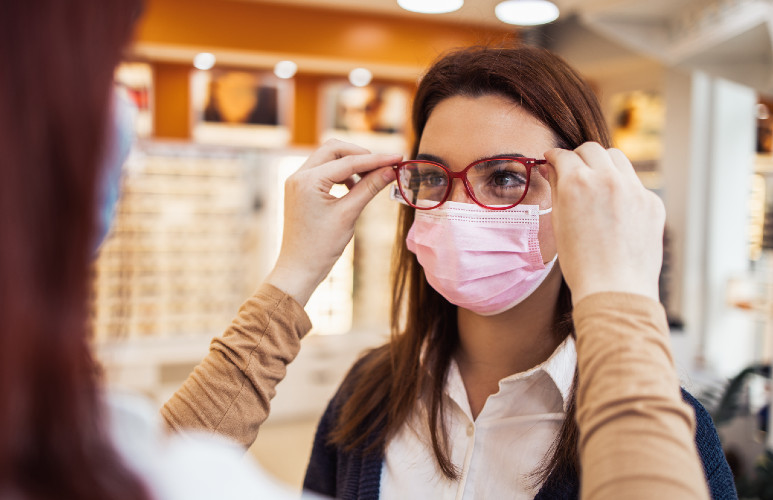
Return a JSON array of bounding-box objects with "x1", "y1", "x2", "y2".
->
[
  {"x1": 538, "y1": 213, "x2": 557, "y2": 261},
  {"x1": 529, "y1": 174, "x2": 552, "y2": 211}
]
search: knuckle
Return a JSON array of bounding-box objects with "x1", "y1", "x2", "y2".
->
[
  {"x1": 602, "y1": 178, "x2": 617, "y2": 193},
  {"x1": 286, "y1": 171, "x2": 304, "y2": 188},
  {"x1": 322, "y1": 138, "x2": 344, "y2": 156},
  {"x1": 575, "y1": 141, "x2": 602, "y2": 154},
  {"x1": 651, "y1": 194, "x2": 666, "y2": 219}
]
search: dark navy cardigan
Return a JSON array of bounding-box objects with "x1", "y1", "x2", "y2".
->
[{"x1": 303, "y1": 387, "x2": 737, "y2": 499}]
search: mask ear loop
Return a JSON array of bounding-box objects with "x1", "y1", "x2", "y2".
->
[{"x1": 539, "y1": 206, "x2": 558, "y2": 264}]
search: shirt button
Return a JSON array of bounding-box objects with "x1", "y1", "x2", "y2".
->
[{"x1": 466, "y1": 424, "x2": 474, "y2": 436}]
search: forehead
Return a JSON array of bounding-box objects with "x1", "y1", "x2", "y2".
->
[{"x1": 418, "y1": 94, "x2": 556, "y2": 168}]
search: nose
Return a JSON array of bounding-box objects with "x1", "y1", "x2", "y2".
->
[{"x1": 447, "y1": 178, "x2": 475, "y2": 204}]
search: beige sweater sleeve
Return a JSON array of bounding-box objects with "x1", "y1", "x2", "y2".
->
[
  {"x1": 161, "y1": 283, "x2": 312, "y2": 448},
  {"x1": 573, "y1": 292, "x2": 710, "y2": 500}
]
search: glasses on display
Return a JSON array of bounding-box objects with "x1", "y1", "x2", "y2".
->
[{"x1": 392, "y1": 156, "x2": 547, "y2": 210}]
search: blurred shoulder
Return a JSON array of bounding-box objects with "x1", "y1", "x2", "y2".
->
[{"x1": 104, "y1": 390, "x2": 299, "y2": 500}]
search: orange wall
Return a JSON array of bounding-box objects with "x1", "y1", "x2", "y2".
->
[
  {"x1": 137, "y1": 0, "x2": 514, "y2": 67},
  {"x1": 134, "y1": 0, "x2": 515, "y2": 143}
]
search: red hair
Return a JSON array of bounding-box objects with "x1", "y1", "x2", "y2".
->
[{"x1": 0, "y1": 1, "x2": 150, "y2": 498}]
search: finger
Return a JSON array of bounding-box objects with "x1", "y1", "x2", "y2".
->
[
  {"x1": 544, "y1": 147, "x2": 584, "y2": 186},
  {"x1": 607, "y1": 148, "x2": 639, "y2": 182},
  {"x1": 317, "y1": 153, "x2": 402, "y2": 185},
  {"x1": 574, "y1": 142, "x2": 616, "y2": 172},
  {"x1": 341, "y1": 166, "x2": 395, "y2": 214},
  {"x1": 299, "y1": 139, "x2": 372, "y2": 172},
  {"x1": 539, "y1": 161, "x2": 556, "y2": 190}
]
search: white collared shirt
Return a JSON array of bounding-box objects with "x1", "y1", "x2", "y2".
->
[{"x1": 380, "y1": 336, "x2": 576, "y2": 500}]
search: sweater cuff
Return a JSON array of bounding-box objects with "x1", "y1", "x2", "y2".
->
[
  {"x1": 573, "y1": 292, "x2": 668, "y2": 334},
  {"x1": 254, "y1": 282, "x2": 313, "y2": 340}
]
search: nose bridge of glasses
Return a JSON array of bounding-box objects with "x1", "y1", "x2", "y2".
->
[{"x1": 447, "y1": 170, "x2": 475, "y2": 203}]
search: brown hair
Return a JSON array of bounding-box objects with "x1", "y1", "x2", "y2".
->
[
  {"x1": 0, "y1": 1, "x2": 150, "y2": 499},
  {"x1": 330, "y1": 44, "x2": 610, "y2": 484}
]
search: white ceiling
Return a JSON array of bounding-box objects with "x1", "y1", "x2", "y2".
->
[
  {"x1": 230, "y1": 0, "x2": 555, "y2": 26},
  {"x1": 230, "y1": 0, "x2": 773, "y2": 92},
  {"x1": 231, "y1": 0, "x2": 701, "y2": 27}
]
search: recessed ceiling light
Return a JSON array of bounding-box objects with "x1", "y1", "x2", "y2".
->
[
  {"x1": 274, "y1": 60, "x2": 298, "y2": 79},
  {"x1": 397, "y1": 0, "x2": 463, "y2": 14},
  {"x1": 193, "y1": 52, "x2": 216, "y2": 70},
  {"x1": 495, "y1": 0, "x2": 559, "y2": 26},
  {"x1": 349, "y1": 68, "x2": 373, "y2": 87}
]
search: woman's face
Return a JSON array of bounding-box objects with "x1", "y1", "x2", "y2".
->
[{"x1": 417, "y1": 94, "x2": 557, "y2": 263}]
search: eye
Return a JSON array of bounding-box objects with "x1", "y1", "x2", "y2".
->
[
  {"x1": 417, "y1": 168, "x2": 448, "y2": 188},
  {"x1": 422, "y1": 173, "x2": 447, "y2": 187},
  {"x1": 490, "y1": 170, "x2": 526, "y2": 187}
]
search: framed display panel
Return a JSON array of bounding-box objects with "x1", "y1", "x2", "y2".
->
[
  {"x1": 191, "y1": 69, "x2": 292, "y2": 148},
  {"x1": 319, "y1": 81, "x2": 410, "y2": 154},
  {"x1": 115, "y1": 62, "x2": 154, "y2": 137}
]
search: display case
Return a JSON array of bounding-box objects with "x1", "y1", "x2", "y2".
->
[{"x1": 91, "y1": 140, "x2": 397, "y2": 411}]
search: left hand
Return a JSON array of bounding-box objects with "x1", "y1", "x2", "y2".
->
[{"x1": 542, "y1": 142, "x2": 665, "y2": 305}]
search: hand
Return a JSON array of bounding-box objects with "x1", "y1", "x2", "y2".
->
[
  {"x1": 542, "y1": 143, "x2": 665, "y2": 305},
  {"x1": 265, "y1": 139, "x2": 401, "y2": 305}
]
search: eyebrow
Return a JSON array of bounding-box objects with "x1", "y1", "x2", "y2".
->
[{"x1": 414, "y1": 152, "x2": 528, "y2": 165}]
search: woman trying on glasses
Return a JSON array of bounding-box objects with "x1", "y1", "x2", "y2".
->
[{"x1": 299, "y1": 46, "x2": 736, "y2": 500}]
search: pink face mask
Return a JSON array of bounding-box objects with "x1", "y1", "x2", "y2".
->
[{"x1": 405, "y1": 201, "x2": 556, "y2": 316}]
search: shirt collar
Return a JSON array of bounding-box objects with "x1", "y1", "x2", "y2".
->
[
  {"x1": 498, "y1": 335, "x2": 576, "y2": 411},
  {"x1": 444, "y1": 335, "x2": 577, "y2": 414}
]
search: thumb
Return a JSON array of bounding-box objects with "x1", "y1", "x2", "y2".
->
[{"x1": 342, "y1": 166, "x2": 395, "y2": 214}]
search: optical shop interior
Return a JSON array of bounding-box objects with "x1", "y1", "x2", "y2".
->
[{"x1": 97, "y1": 0, "x2": 772, "y2": 494}]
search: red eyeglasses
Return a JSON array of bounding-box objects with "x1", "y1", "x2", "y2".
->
[{"x1": 393, "y1": 156, "x2": 547, "y2": 210}]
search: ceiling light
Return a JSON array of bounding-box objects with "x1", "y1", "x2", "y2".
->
[
  {"x1": 348, "y1": 68, "x2": 373, "y2": 87},
  {"x1": 495, "y1": 0, "x2": 559, "y2": 26},
  {"x1": 193, "y1": 52, "x2": 216, "y2": 70},
  {"x1": 274, "y1": 60, "x2": 298, "y2": 79},
  {"x1": 397, "y1": 0, "x2": 463, "y2": 14}
]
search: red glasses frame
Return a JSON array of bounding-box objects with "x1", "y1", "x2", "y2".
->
[{"x1": 392, "y1": 156, "x2": 547, "y2": 210}]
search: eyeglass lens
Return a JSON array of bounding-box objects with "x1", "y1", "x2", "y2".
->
[{"x1": 397, "y1": 159, "x2": 533, "y2": 208}]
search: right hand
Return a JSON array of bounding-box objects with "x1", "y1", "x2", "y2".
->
[
  {"x1": 542, "y1": 142, "x2": 666, "y2": 305},
  {"x1": 265, "y1": 139, "x2": 401, "y2": 305}
]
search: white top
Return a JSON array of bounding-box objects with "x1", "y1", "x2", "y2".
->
[
  {"x1": 104, "y1": 390, "x2": 321, "y2": 500},
  {"x1": 380, "y1": 336, "x2": 577, "y2": 500}
]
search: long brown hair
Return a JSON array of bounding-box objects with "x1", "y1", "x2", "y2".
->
[
  {"x1": 0, "y1": 1, "x2": 150, "y2": 499},
  {"x1": 330, "y1": 44, "x2": 611, "y2": 485}
]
